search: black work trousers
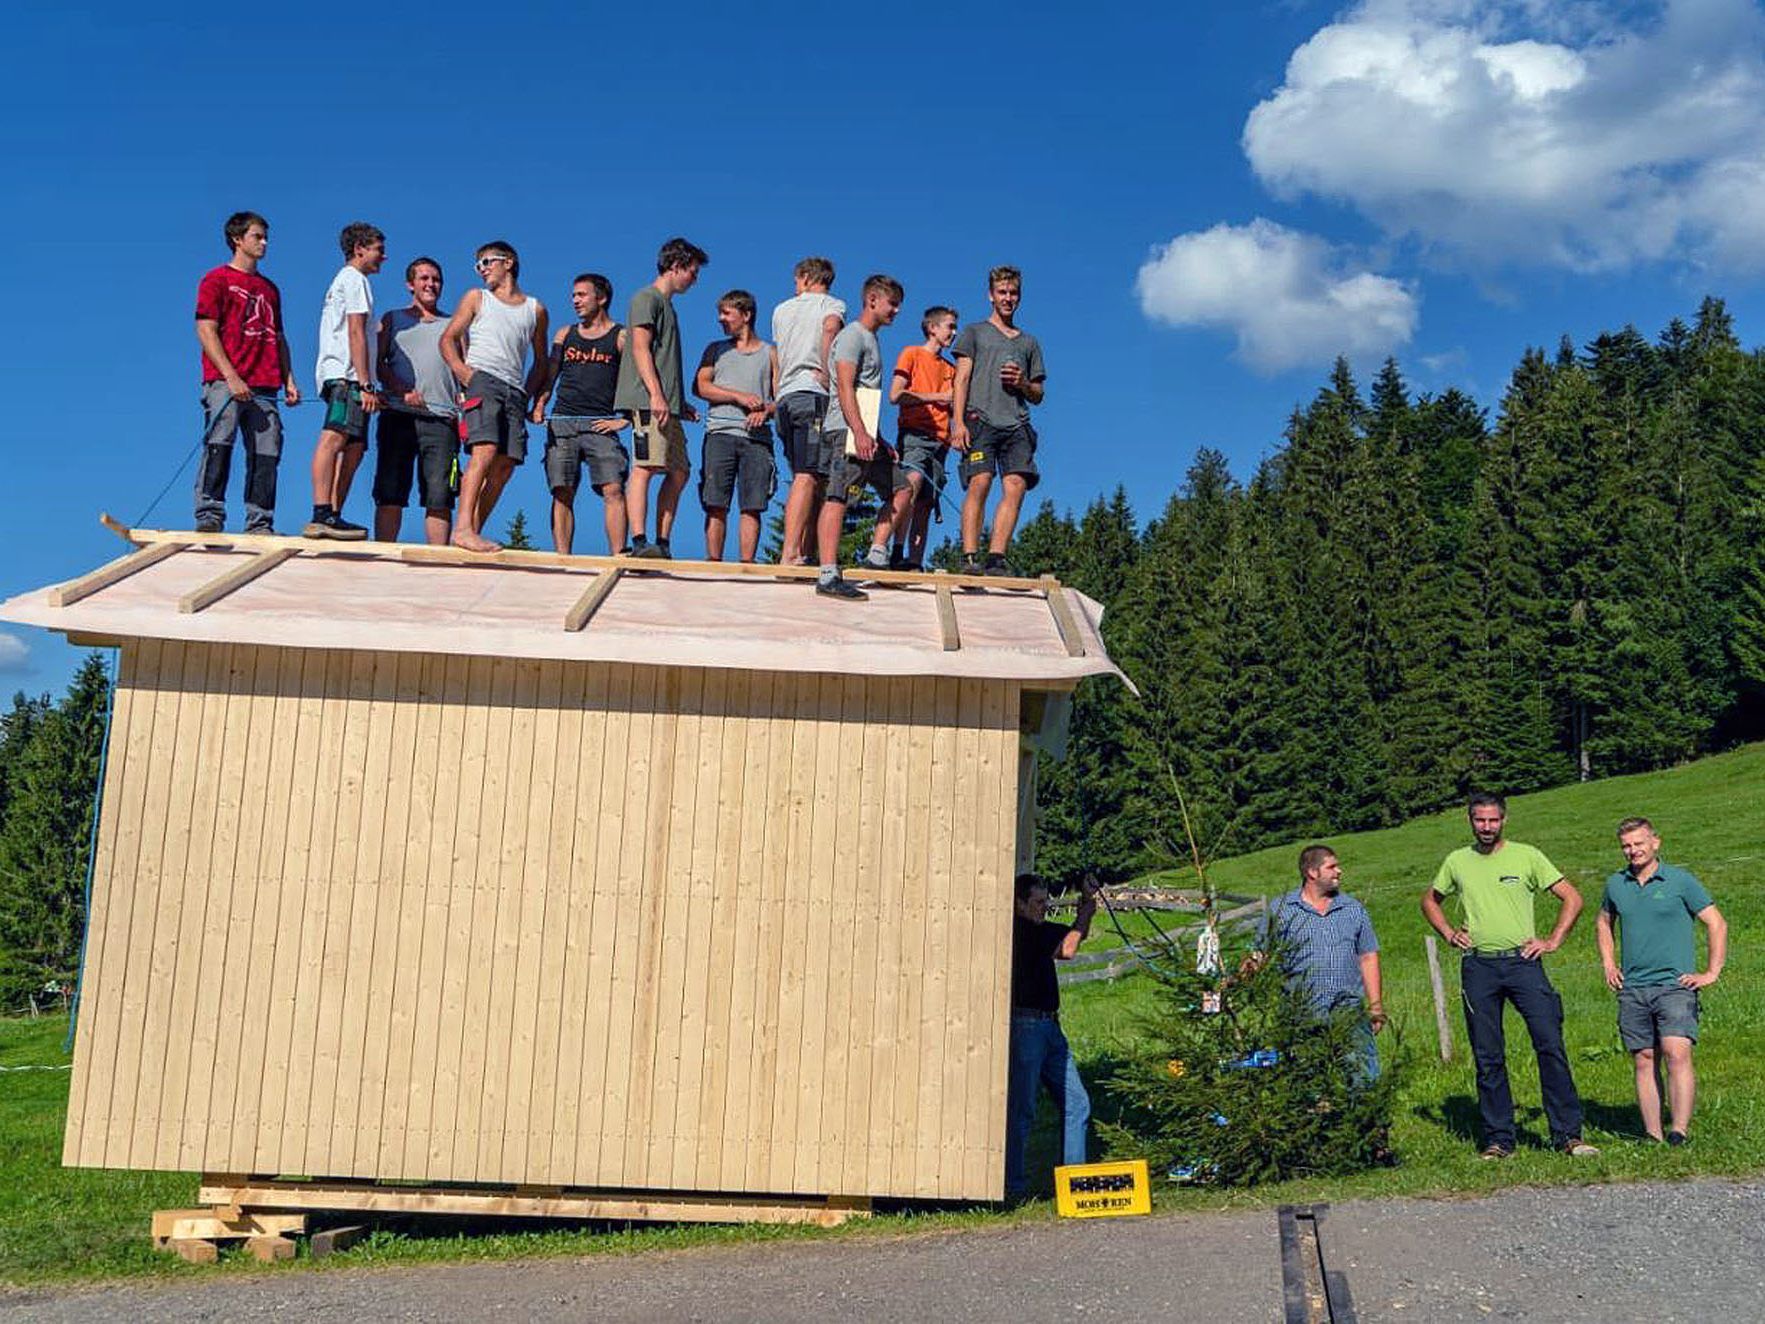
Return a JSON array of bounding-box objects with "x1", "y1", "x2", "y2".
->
[{"x1": 1460, "y1": 952, "x2": 1584, "y2": 1149}]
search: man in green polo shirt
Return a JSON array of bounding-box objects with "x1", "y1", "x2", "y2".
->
[
  {"x1": 1595, "y1": 815, "x2": 1726, "y2": 1146},
  {"x1": 1421, "y1": 791, "x2": 1599, "y2": 1160}
]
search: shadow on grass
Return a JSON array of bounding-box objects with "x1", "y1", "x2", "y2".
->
[
  {"x1": 1582, "y1": 1097, "x2": 1649, "y2": 1142},
  {"x1": 1414, "y1": 1092, "x2": 1651, "y2": 1149},
  {"x1": 1413, "y1": 1096, "x2": 1560, "y2": 1149},
  {"x1": 1410, "y1": 1093, "x2": 1483, "y2": 1144}
]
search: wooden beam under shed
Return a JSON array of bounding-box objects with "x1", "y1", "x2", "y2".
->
[
  {"x1": 48, "y1": 542, "x2": 183, "y2": 607},
  {"x1": 1042, "y1": 577, "x2": 1088, "y2": 658},
  {"x1": 564, "y1": 567, "x2": 624, "y2": 632},
  {"x1": 934, "y1": 578, "x2": 961, "y2": 651},
  {"x1": 178, "y1": 547, "x2": 299, "y2": 614},
  {"x1": 195, "y1": 1176, "x2": 871, "y2": 1228}
]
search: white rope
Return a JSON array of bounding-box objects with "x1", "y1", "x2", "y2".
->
[{"x1": 0, "y1": 1063, "x2": 71, "y2": 1073}]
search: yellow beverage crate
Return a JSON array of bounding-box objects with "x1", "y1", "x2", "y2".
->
[{"x1": 1053, "y1": 1159, "x2": 1151, "y2": 1218}]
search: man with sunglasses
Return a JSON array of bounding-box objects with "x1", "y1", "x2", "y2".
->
[{"x1": 441, "y1": 240, "x2": 550, "y2": 552}]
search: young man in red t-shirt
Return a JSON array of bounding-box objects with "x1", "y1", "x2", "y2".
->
[
  {"x1": 888, "y1": 305, "x2": 957, "y2": 570},
  {"x1": 194, "y1": 211, "x2": 300, "y2": 533}
]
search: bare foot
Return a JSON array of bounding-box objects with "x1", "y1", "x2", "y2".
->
[{"x1": 451, "y1": 529, "x2": 503, "y2": 553}]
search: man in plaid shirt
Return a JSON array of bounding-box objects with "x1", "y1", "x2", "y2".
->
[{"x1": 1260, "y1": 844, "x2": 1385, "y2": 1080}]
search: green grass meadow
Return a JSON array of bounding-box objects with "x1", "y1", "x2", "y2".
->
[
  {"x1": 1, "y1": 745, "x2": 1759, "y2": 1285},
  {"x1": 1063, "y1": 740, "x2": 1764, "y2": 1197}
]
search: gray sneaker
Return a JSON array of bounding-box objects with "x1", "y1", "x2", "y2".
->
[{"x1": 816, "y1": 574, "x2": 868, "y2": 601}]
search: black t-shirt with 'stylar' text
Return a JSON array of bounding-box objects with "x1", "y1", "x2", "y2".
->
[{"x1": 554, "y1": 324, "x2": 622, "y2": 416}]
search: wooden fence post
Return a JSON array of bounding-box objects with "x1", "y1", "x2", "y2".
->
[{"x1": 1424, "y1": 935, "x2": 1452, "y2": 1061}]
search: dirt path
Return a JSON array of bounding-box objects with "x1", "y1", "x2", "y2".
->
[{"x1": 6, "y1": 1177, "x2": 1759, "y2": 1322}]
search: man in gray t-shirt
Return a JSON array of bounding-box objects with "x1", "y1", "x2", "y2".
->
[
  {"x1": 693, "y1": 289, "x2": 778, "y2": 563},
  {"x1": 771, "y1": 257, "x2": 847, "y2": 568},
  {"x1": 371, "y1": 256, "x2": 459, "y2": 546},
  {"x1": 950, "y1": 266, "x2": 1046, "y2": 578},
  {"x1": 815, "y1": 275, "x2": 909, "y2": 602},
  {"x1": 822, "y1": 321, "x2": 880, "y2": 435}
]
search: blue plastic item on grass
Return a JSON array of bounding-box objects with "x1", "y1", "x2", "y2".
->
[{"x1": 1225, "y1": 1048, "x2": 1281, "y2": 1070}]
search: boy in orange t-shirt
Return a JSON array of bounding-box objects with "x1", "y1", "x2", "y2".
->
[{"x1": 888, "y1": 305, "x2": 958, "y2": 570}]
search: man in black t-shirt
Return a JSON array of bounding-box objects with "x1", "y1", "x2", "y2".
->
[
  {"x1": 531, "y1": 273, "x2": 630, "y2": 554},
  {"x1": 1006, "y1": 872, "x2": 1098, "y2": 1200}
]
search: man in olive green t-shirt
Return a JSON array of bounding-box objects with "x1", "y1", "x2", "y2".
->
[
  {"x1": 615, "y1": 236, "x2": 706, "y2": 557},
  {"x1": 1421, "y1": 792, "x2": 1599, "y2": 1159}
]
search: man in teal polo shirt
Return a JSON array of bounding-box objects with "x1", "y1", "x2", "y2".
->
[
  {"x1": 1595, "y1": 816, "x2": 1727, "y2": 1146},
  {"x1": 1421, "y1": 791, "x2": 1599, "y2": 1159}
]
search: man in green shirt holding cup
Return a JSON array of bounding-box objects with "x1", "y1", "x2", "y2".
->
[
  {"x1": 1422, "y1": 791, "x2": 1599, "y2": 1160},
  {"x1": 1595, "y1": 816, "x2": 1726, "y2": 1146}
]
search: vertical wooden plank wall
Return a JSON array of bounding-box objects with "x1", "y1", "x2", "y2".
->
[{"x1": 63, "y1": 642, "x2": 1023, "y2": 1201}]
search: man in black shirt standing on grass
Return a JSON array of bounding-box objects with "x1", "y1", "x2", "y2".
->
[{"x1": 1005, "y1": 872, "x2": 1098, "y2": 1201}]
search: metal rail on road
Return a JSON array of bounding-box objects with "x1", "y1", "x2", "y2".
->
[{"x1": 1278, "y1": 1204, "x2": 1357, "y2": 1324}]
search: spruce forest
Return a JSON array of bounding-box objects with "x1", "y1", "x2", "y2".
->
[
  {"x1": 1005, "y1": 297, "x2": 1765, "y2": 884},
  {"x1": 3, "y1": 299, "x2": 1765, "y2": 1001}
]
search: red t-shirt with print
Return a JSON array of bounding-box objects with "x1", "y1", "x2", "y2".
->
[{"x1": 195, "y1": 265, "x2": 286, "y2": 390}]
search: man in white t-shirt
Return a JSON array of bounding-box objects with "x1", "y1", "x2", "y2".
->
[
  {"x1": 771, "y1": 257, "x2": 845, "y2": 567},
  {"x1": 303, "y1": 222, "x2": 386, "y2": 540}
]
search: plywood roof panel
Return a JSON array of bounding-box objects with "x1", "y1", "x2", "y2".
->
[{"x1": 3, "y1": 536, "x2": 1129, "y2": 688}]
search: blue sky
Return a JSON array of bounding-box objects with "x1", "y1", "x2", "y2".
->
[{"x1": 5, "y1": 0, "x2": 1764, "y2": 694}]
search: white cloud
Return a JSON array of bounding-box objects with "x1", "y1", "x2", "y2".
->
[
  {"x1": 1136, "y1": 219, "x2": 1419, "y2": 373},
  {"x1": 0, "y1": 632, "x2": 27, "y2": 674},
  {"x1": 1243, "y1": 0, "x2": 1765, "y2": 271},
  {"x1": 1420, "y1": 347, "x2": 1470, "y2": 374}
]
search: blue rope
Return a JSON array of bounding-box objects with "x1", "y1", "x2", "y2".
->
[
  {"x1": 898, "y1": 457, "x2": 960, "y2": 519},
  {"x1": 133, "y1": 434, "x2": 204, "y2": 531},
  {"x1": 62, "y1": 649, "x2": 118, "y2": 1054}
]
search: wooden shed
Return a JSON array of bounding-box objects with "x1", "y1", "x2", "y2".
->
[{"x1": 1, "y1": 522, "x2": 1125, "y2": 1233}]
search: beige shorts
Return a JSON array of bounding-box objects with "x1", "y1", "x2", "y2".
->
[{"x1": 625, "y1": 410, "x2": 690, "y2": 472}]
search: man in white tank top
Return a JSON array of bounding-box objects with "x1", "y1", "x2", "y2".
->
[{"x1": 440, "y1": 239, "x2": 550, "y2": 552}]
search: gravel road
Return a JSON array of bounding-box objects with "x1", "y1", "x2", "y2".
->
[{"x1": 5, "y1": 1177, "x2": 1758, "y2": 1322}]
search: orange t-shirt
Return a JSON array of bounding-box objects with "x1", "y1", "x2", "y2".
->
[{"x1": 894, "y1": 345, "x2": 956, "y2": 442}]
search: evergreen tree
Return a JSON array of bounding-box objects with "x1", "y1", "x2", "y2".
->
[
  {"x1": 1101, "y1": 923, "x2": 1402, "y2": 1186},
  {"x1": 0, "y1": 690, "x2": 50, "y2": 826},
  {"x1": 1731, "y1": 444, "x2": 1765, "y2": 692},
  {"x1": 0, "y1": 655, "x2": 111, "y2": 1006},
  {"x1": 1112, "y1": 453, "x2": 1237, "y2": 857},
  {"x1": 1456, "y1": 350, "x2": 1570, "y2": 792},
  {"x1": 504, "y1": 509, "x2": 534, "y2": 549},
  {"x1": 1037, "y1": 492, "x2": 1140, "y2": 881}
]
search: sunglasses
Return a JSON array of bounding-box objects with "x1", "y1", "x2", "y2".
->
[{"x1": 476, "y1": 254, "x2": 512, "y2": 270}]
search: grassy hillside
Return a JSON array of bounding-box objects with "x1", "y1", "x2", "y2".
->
[
  {"x1": 0, "y1": 745, "x2": 1758, "y2": 1282},
  {"x1": 1062, "y1": 740, "x2": 1764, "y2": 1196}
]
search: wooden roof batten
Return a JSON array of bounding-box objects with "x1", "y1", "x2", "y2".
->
[
  {"x1": 178, "y1": 546, "x2": 298, "y2": 614},
  {"x1": 6, "y1": 513, "x2": 1128, "y2": 689}
]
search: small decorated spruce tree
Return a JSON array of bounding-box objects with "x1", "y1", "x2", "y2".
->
[
  {"x1": 1096, "y1": 782, "x2": 1401, "y2": 1185},
  {"x1": 1099, "y1": 929, "x2": 1401, "y2": 1185}
]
